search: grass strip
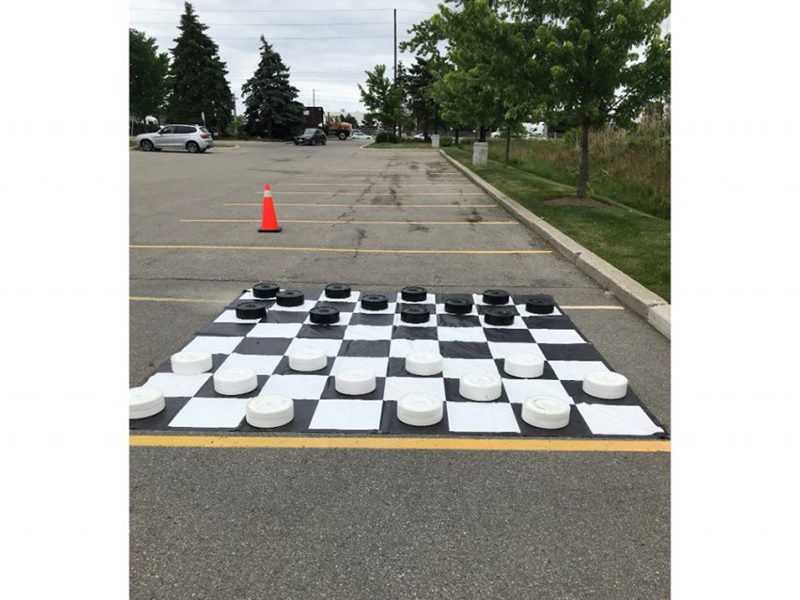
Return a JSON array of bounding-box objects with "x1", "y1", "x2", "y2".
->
[{"x1": 443, "y1": 146, "x2": 670, "y2": 301}]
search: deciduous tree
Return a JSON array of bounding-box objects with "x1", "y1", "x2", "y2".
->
[{"x1": 129, "y1": 29, "x2": 168, "y2": 125}]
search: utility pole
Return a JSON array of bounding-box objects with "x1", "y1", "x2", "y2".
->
[
  {"x1": 312, "y1": 88, "x2": 315, "y2": 106},
  {"x1": 394, "y1": 7, "x2": 398, "y2": 137}
]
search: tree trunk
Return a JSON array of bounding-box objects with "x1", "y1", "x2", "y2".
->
[
  {"x1": 479, "y1": 125, "x2": 486, "y2": 142},
  {"x1": 504, "y1": 123, "x2": 511, "y2": 167},
  {"x1": 577, "y1": 118, "x2": 590, "y2": 198},
  {"x1": 454, "y1": 129, "x2": 459, "y2": 144},
  {"x1": 434, "y1": 106, "x2": 439, "y2": 134}
]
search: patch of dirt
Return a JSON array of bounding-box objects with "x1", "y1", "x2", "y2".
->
[{"x1": 541, "y1": 197, "x2": 611, "y2": 208}]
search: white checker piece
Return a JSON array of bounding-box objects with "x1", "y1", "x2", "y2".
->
[
  {"x1": 530, "y1": 329, "x2": 585, "y2": 344},
  {"x1": 344, "y1": 325, "x2": 393, "y2": 340},
  {"x1": 286, "y1": 338, "x2": 343, "y2": 357},
  {"x1": 258, "y1": 375, "x2": 328, "y2": 399},
  {"x1": 182, "y1": 335, "x2": 243, "y2": 355},
  {"x1": 143, "y1": 372, "x2": 210, "y2": 398},
  {"x1": 331, "y1": 357, "x2": 389, "y2": 377},
  {"x1": 549, "y1": 361, "x2": 609, "y2": 381},
  {"x1": 489, "y1": 342, "x2": 545, "y2": 361},
  {"x1": 383, "y1": 377, "x2": 447, "y2": 402},
  {"x1": 169, "y1": 397, "x2": 249, "y2": 428},
  {"x1": 502, "y1": 378, "x2": 573, "y2": 404},
  {"x1": 436, "y1": 327, "x2": 487, "y2": 342},
  {"x1": 446, "y1": 402, "x2": 520, "y2": 433},
  {"x1": 576, "y1": 404, "x2": 664, "y2": 436},
  {"x1": 218, "y1": 353, "x2": 282, "y2": 375},
  {"x1": 308, "y1": 400, "x2": 383, "y2": 430},
  {"x1": 389, "y1": 339, "x2": 440, "y2": 358},
  {"x1": 442, "y1": 358, "x2": 500, "y2": 379},
  {"x1": 246, "y1": 323, "x2": 302, "y2": 338}
]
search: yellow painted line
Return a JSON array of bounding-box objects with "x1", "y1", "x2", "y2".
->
[
  {"x1": 270, "y1": 183, "x2": 470, "y2": 187},
  {"x1": 131, "y1": 245, "x2": 551, "y2": 255},
  {"x1": 225, "y1": 203, "x2": 498, "y2": 208},
  {"x1": 279, "y1": 192, "x2": 486, "y2": 196},
  {"x1": 130, "y1": 435, "x2": 669, "y2": 452},
  {"x1": 180, "y1": 219, "x2": 517, "y2": 225}
]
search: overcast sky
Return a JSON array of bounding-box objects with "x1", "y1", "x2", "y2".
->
[{"x1": 129, "y1": 0, "x2": 441, "y2": 116}]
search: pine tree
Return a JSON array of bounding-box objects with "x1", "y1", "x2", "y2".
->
[
  {"x1": 166, "y1": 2, "x2": 234, "y2": 132},
  {"x1": 241, "y1": 36, "x2": 304, "y2": 139}
]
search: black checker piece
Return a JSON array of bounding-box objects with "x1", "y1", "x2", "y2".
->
[
  {"x1": 276, "y1": 289, "x2": 305, "y2": 307},
  {"x1": 252, "y1": 283, "x2": 280, "y2": 298}
]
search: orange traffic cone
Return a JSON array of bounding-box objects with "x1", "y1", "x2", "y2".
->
[{"x1": 258, "y1": 184, "x2": 282, "y2": 232}]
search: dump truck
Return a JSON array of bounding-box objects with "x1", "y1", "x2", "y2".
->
[{"x1": 303, "y1": 106, "x2": 352, "y2": 140}]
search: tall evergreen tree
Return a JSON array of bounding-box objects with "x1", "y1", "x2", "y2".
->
[
  {"x1": 166, "y1": 2, "x2": 234, "y2": 132},
  {"x1": 241, "y1": 36, "x2": 304, "y2": 139},
  {"x1": 129, "y1": 29, "x2": 169, "y2": 124}
]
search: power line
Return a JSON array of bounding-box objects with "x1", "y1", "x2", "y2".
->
[
  {"x1": 153, "y1": 34, "x2": 410, "y2": 41},
  {"x1": 131, "y1": 21, "x2": 416, "y2": 26},
  {"x1": 130, "y1": 7, "x2": 435, "y2": 13}
]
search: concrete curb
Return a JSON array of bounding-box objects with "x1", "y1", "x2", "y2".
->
[{"x1": 439, "y1": 149, "x2": 670, "y2": 340}]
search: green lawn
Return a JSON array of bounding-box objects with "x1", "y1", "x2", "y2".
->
[{"x1": 444, "y1": 146, "x2": 670, "y2": 301}]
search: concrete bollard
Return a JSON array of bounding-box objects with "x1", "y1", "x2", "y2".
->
[
  {"x1": 431, "y1": 134, "x2": 440, "y2": 148},
  {"x1": 472, "y1": 141, "x2": 488, "y2": 166}
]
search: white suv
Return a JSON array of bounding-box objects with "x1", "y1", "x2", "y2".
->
[{"x1": 136, "y1": 124, "x2": 214, "y2": 153}]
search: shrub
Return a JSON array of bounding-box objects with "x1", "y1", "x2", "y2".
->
[
  {"x1": 439, "y1": 135, "x2": 453, "y2": 147},
  {"x1": 375, "y1": 131, "x2": 399, "y2": 143}
]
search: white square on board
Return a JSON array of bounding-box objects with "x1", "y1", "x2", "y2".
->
[
  {"x1": 383, "y1": 377, "x2": 446, "y2": 402},
  {"x1": 576, "y1": 404, "x2": 663, "y2": 436},
  {"x1": 437, "y1": 327, "x2": 487, "y2": 342},
  {"x1": 331, "y1": 356, "x2": 389, "y2": 377},
  {"x1": 442, "y1": 358, "x2": 500, "y2": 379},
  {"x1": 308, "y1": 400, "x2": 383, "y2": 430},
  {"x1": 445, "y1": 402, "x2": 520, "y2": 433},
  {"x1": 214, "y1": 309, "x2": 263, "y2": 324},
  {"x1": 219, "y1": 353, "x2": 282, "y2": 375},
  {"x1": 389, "y1": 339, "x2": 441, "y2": 358},
  {"x1": 258, "y1": 375, "x2": 328, "y2": 399},
  {"x1": 168, "y1": 397, "x2": 249, "y2": 428},
  {"x1": 286, "y1": 338, "x2": 343, "y2": 357},
  {"x1": 530, "y1": 329, "x2": 585, "y2": 344},
  {"x1": 501, "y1": 379, "x2": 573, "y2": 404},
  {"x1": 549, "y1": 361, "x2": 609, "y2": 381},
  {"x1": 488, "y1": 342, "x2": 545, "y2": 361},
  {"x1": 246, "y1": 323, "x2": 303, "y2": 338},
  {"x1": 343, "y1": 325, "x2": 393, "y2": 340},
  {"x1": 182, "y1": 336, "x2": 244, "y2": 355},
  {"x1": 142, "y1": 372, "x2": 211, "y2": 398}
]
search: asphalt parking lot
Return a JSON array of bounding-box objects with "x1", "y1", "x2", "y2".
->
[{"x1": 130, "y1": 140, "x2": 670, "y2": 599}]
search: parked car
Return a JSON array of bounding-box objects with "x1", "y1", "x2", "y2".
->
[
  {"x1": 294, "y1": 128, "x2": 327, "y2": 146},
  {"x1": 136, "y1": 124, "x2": 214, "y2": 153},
  {"x1": 351, "y1": 131, "x2": 373, "y2": 140},
  {"x1": 413, "y1": 133, "x2": 426, "y2": 141}
]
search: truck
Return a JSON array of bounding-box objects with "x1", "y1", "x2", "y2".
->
[{"x1": 302, "y1": 106, "x2": 352, "y2": 140}]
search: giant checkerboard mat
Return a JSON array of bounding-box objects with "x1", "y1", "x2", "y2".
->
[{"x1": 132, "y1": 288, "x2": 667, "y2": 438}]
